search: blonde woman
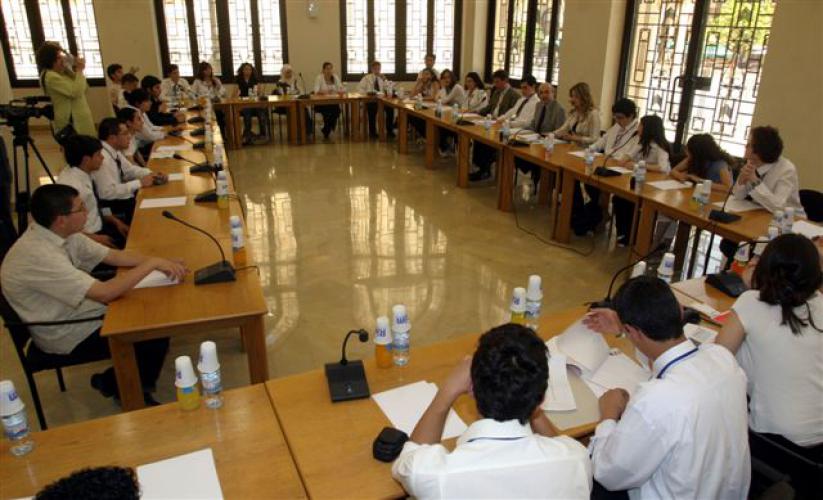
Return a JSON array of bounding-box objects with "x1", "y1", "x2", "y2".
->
[{"x1": 553, "y1": 82, "x2": 601, "y2": 146}]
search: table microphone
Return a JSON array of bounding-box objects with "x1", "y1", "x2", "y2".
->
[
  {"x1": 325, "y1": 329, "x2": 371, "y2": 402},
  {"x1": 173, "y1": 153, "x2": 215, "y2": 174},
  {"x1": 590, "y1": 241, "x2": 668, "y2": 309},
  {"x1": 708, "y1": 177, "x2": 742, "y2": 223},
  {"x1": 161, "y1": 210, "x2": 235, "y2": 285},
  {"x1": 297, "y1": 72, "x2": 310, "y2": 99}
]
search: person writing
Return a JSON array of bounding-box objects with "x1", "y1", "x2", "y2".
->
[
  {"x1": 36, "y1": 42, "x2": 95, "y2": 137},
  {"x1": 313, "y1": 62, "x2": 345, "y2": 140},
  {"x1": 392, "y1": 324, "x2": 591, "y2": 499},
  {"x1": 670, "y1": 133, "x2": 733, "y2": 190},
  {"x1": 116, "y1": 107, "x2": 148, "y2": 167},
  {"x1": 0, "y1": 184, "x2": 186, "y2": 405}
]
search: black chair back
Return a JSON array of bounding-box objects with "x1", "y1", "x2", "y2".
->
[
  {"x1": 0, "y1": 288, "x2": 31, "y2": 362},
  {"x1": 799, "y1": 189, "x2": 823, "y2": 222}
]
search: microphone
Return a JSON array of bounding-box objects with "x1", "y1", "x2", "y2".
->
[
  {"x1": 594, "y1": 130, "x2": 637, "y2": 177},
  {"x1": 182, "y1": 135, "x2": 206, "y2": 149},
  {"x1": 161, "y1": 210, "x2": 235, "y2": 285},
  {"x1": 297, "y1": 72, "x2": 310, "y2": 99},
  {"x1": 173, "y1": 153, "x2": 215, "y2": 174},
  {"x1": 590, "y1": 241, "x2": 668, "y2": 309},
  {"x1": 708, "y1": 175, "x2": 742, "y2": 223},
  {"x1": 325, "y1": 328, "x2": 371, "y2": 402}
]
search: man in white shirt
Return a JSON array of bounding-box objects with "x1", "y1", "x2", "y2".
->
[
  {"x1": 592, "y1": 98, "x2": 639, "y2": 157},
  {"x1": 392, "y1": 324, "x2": 592, "y2": 499},
  {"x1": 357, "y1": 61, "x2": 394, "y2": 139},
  {"x1": 56, "y1": 135, "x2": 129, "y2": 249},
  {"x1": 497, "y1": 75, "x2": 539, "y2": 129},
  {"x1": 160, "y1": 64, "x2": 194, "y2": 102},
  {"x1": 0, "y1": 183, "x2": 186, "y2": 405},
  {"x1": 584, "y1": 277, "x2": 750, "y2": 500},
  {"x1": 93, "y1": 118, "x2": 163, "y2": 224}
]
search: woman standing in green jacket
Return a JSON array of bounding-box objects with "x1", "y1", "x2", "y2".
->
[{"x1": 36, "y1": 42, "x2": 95, "y2": 137}]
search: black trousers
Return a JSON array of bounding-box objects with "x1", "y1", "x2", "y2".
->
[
  {"x1": 365, "y1": 102, "x2": 394, "y2": 138},
  {"x1": 720, "y1": 238, "x2": 739, "y2": 269},
  {"x1": 97, "y1": 219, "x2": 126, "y2": 249},
  {"x1": 472, "y1": 142, "x2": 497, "y2": 173},
  {"x1": 409, "y1": 116, "x2": 427, "y2": 137},
  {"x1": 315, "y1": 105, "x2": 341, "y2": 135},
  {"x1": 613, "y1": 196, "x2": 634, "y2": 241},
  {"x1": 99, "y1": 198, "x2": 136, "y2": 225},
  {"x1": 69, "y1": 329, "x2": 169, "y2": 396},
  {"x1": 572, "y1": 183, "x2": 603, "y2": 235},
  {"x1": 214, "y1": 109, "x2": 227, "y2": 139},
  {"x1": 240, "y1": 108, "x2": 268, "y2": 137}
]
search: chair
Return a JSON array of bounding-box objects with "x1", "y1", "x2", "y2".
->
[
  {"x1": 750, "y1": 431, "x2": 823, "y2": 500},
  {"x1": 799, "y1": 189, "x2": 823, "y2": 222}
]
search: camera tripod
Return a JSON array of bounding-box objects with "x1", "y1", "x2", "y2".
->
[{"x1": 3, "y1": 117, "x2": 56, "y2": 233}]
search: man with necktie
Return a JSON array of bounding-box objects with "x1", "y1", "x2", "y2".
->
[{"x1": 515, "y1": 83, "x2": 567, "y2": 189}]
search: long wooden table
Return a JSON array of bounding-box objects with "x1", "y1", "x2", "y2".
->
[
  {"x1": 101, "y1": 115, "x2": 269, "y2": 411},
  {"x1": 0, "y1": 385, "x2": 307, "y2": 499},
  {"x1": 216, "y1": 96, "x2": 299, "y2": 149}
]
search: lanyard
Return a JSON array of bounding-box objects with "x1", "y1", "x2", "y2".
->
[
  {"x1": 466, "y1": 436, "x2": 526, "y2": 443},
  {"x1": 656, "y1": 347, "x2": 698, "y2": 379}
]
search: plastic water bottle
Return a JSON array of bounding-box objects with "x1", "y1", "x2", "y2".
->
[
  {"x1": 213, "y1": 143, "x2": 224, "y2": 171},
  {"x1": 772, "y1": 209, "x2": 784, "y2": 235},
  {"x1": 483, "y1": 114, "x2": 493, "y2": 132},
  {"x1": 543, "y1": 133, "x2": 555, "y2": 160},
  {"x1": 197, "y1": 341, "x2": 223, "y2": 409},
  {"x1": 630, "y1": 261, "x2": 647, "y2": 278},
  {"x1": 216, "y1": 170, "x2": 229, "y2": 209},
  {"x1": 229, "y1": 215, "x2": 246, "y2": 266},
  {"x1": 501, "y1": 118, "x2": 511, "y2": 142},
  {"x1": 730, "y1": 243, "x2": 750, "y2": 276},
  {"x1": 509, "y1": 287, "x2": 526, "y2": 325},
  {"x1": 657, "y1": 252, "x2": 676, "y2": 284},
  {"x1": 633, "y1": 161, "x2": 646, "y2": 194},
  {"x1": 1, "y1": 380, "x2": 33, "y2": 456},
  {"x1": 175, "y1": 356, "x2": 200, "y2": 411},
  {"x1": 452, "y1": 103, "x2": 460, "y2": 123},
  {"x1": 782, "y1": 207, "x2": 795, "y2": 234},
  {"x1": 391, "y1": 304, "x2": 411, "y2": 366},
  {"x1": 374, "y1": 316, "x2": 393, "y2": 369},
  {"x1": 435, "y1": 98, "x2": 443, "y2": 118},
  {"x1": 525, "y1": 275, "x2": 542, "y2": 332},
  {"x1": 698, "y1": 180, "x2": 712, "y2": 216},
  {"x1": 415, "y1": 95, "x2": 423, "y2": 110},
  {"x1": 584, "y1": 147, "x2": 595, "y2": 174}
]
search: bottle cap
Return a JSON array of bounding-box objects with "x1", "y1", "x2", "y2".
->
[
  {"x1": 0, "y1": 380, "x2": 24, "y2": 416},
  {"x1": 510, "y1": 287, "x2": 527, "y2": 313},
  {"x1": 175, "y1": 356, "x2": 198, "y2": 387},
  {"x1": 217, "y1": 170, "x2": 227, "y2": 179},
  {"x1": 658, "y1": 252, "x2": 675, "y2": 275},
  {"x1": 197, "y1": 341, "x2": 220, "y2": 373},
  {"x1": 785, "y1": 206, "x2": 795, "y2": 218},
  {"x1": 391, "y1": 304, "x2": 411, "y2": 333},
  {"x1": 630, "y1": 261, "x2": 647, "y2": 278},
  {"x1": 375, "y1": 316, "x2": 392, "y2": 345},
  {"x1": 526, "y1": 275, "x2": 542, "y2": 300}
]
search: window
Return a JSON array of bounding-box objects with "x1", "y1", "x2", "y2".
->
[
  {"x1": 485, "y1": 0, "x2": 563, "y2": 85},
  {"x1": 154, "y1": 0, "x2": 289, "y2": 82},
  {"x1": 340, "y1": 0, "x2": 462, "y2": 81},
  {"x1": 619, "y1": 0, "x2": 776, "y2": 156},
  {"x1": 0, "y1": 0, "x2": 104, "y2": 87}
]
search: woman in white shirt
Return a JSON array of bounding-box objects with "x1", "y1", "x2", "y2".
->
[
  {"x1": 462, "y1": 72, "x2": 488, "y2": 112},
  {"x1": 434, "y1": 69, "x2": 465, "y2": 155},
  {"x1": 716, "y1": 234, "x2": 823, "y2": 452},
  {"x1": 276, "y1": 64, "x2": 301, "y2": 95},
  {"x1": 313, "y1": 62, "x2": 344, "y2": 139},
  {"x1": 410, "y1": 68, "x2": 439, "y2": 99},
  {"x1": 191, "y1": 61, "x2": 226, "y2": 136}
]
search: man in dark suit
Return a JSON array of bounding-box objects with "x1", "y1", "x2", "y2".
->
[
  {"x1": 471, "y1": 70, "x2": 521, "y2": 181},
  {"x1": 516, "y1": 83, "x2": 567, "y2": 188}
]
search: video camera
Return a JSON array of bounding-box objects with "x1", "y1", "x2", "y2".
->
[{"x1": 0, "y1": 96, "x2": 54, "y2": 123}]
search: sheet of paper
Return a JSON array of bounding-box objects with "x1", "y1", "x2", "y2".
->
[
  {"x1": 607, "y1": 167, "x2": 633, "y2": 175},
  {"x1": 150, "y1": 150, "x2": 175, "y2": 159},
  {"x1": 156, "y1": 144, "x2": 193, "y2": 152},
  {"x1": 461, "y1": 113, "x2": 481, "y2": 120},
  {"x1": 793, "y1": 220, "x2": 823, "y2": 239},
  {"x1": 167, "y1": 172, "x2": 184, "y2": 181},
  {"x1": 687, "y1": 301, "x2": 721, "y2": 319},
  {"x1": 135, "y1": 270, "x2": 180, "y2": 289},
  {"x1": 516, "y1": 133, "x2": 542, "y2": 143},
  {"x1": 555, "y1": 319, "x2": 610, "y2": 373},
  {"x1": 648, "y1": 179, "x2": 691, "y2": 191},
  {"x1": 684, "y1": 323, "x2": 718, "y2": 344},
  {"x1": 139, "y1": 196, "x2": 187, "y2": 209},
  {"x1": 712, "y1": 198, "x2": 762, "y2": 213},
  {"x1": 372, "y1": 381, "x2": 467, "y2": 440},
  {"x1": 582, "y1": 378, "x2": 608, "y2": 399},
  {"x1": 137, "y1": 448, "x2": 223, "y2": 499},
  {"x1": 588, "y1": 352, "x2": 650, "y2": 397},
  {"x1": 543, "y1": 354, "x2": 577, "y2": 412},
  {"x1": 569, "y1": 150, "x2": 604, "y2": 159}
]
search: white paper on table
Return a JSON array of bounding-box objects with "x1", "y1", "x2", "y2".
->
[
  {"x1": 588, "y1": 352, "x2": 649, "y2": 397},
  {"x1": 582, "y1": 378, "x2": 608, "y2": 399},
  {"x1": 516, "y1": 132, "x2": 542, "y2": 143},
  {"x1": 793, "y1": 220, "x2": 823, "y2": 239},
  {"x1": 555, "y1": 319, "x2": 610, "y2": 373},
  {"x1": 461, "y1": 113, "x2": 481, "y2": 120},
  {"x1": 421, "y1": 102, "x2": 436, "y2": 109},
  {"x1": 372, "y1": 381, "x2": 467, "y2": 440},
  {"x1": 607, "y1": 167, "x2": 633, "y2": 175},
  {"x1": 135, "y1": 270, "x2": 180, "y2": 289},
  {"x1": 167, "y1": 173, "x2": 184, "y2": 181},
  {"x1": 684, "y1": 323, "x2": 718, "y2": 345},
  {"x1": 712, "y1": 198, "x2": 762, "y2": 213},
  {"x1": 543, "y1": 354, "x2": 577, "y2": 411},
  {"x1": 139, "y1": 196, "x2": 187, "y2": 209},
  {"x1": 687, "y1": 301, "x2": 721, "y2": 319},
  {"x1": 150, "y1": 150, "x2": 175, "y2": 159},
  {"x1": 155, "y1": 144, "x2": 193, "y2": 152},
  {"x1": 569, "y1": 150, "x2": 604, "y2": 159},
  {"x1": 137, "y1": 448, "x2": 223, "y2": 499},
  {"x1": 648, "y1": 179, "x2": 691, "y2": 190}
]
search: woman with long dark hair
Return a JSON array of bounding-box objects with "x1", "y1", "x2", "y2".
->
[
  {"x1": 234, "y1": 63, "x2": 268, "y2": 143},
  {"x1": 462, "y1": 72, "x2": 488, "y2": 112},
  {"x1": 670, "y1": 133, "x2": 733, "y2": 191},
  {"x1": 191, "y1": 61, "x2": 227, "y2": 136}
]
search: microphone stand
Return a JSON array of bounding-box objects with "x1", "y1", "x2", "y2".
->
[
  {"x1": 161, "y1": 210, "x2": 235, "y2": 285},
  {"x1": 589, "y1": 241, "x2": 668, "y2": 309},
  {"x1": 325, "y1": 329, "x2": 371, "y2": 402},
  {"x1": 173, "y1": 153, "x2": 215, "y2": 174}
]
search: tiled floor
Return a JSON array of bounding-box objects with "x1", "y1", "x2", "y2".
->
[{"x1": 1, "y1": 130, "x2": 628, "y2": 430}]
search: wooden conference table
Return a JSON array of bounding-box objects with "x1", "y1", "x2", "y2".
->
[{"x1": 100, "y1": 113, "x2": 268, "y2": 412}]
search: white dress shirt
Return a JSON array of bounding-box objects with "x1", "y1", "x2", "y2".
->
[
  {"x1": 0, "y1": 223, "x2": 108, "y2": 354},
  {"x1": 160, "y1": 77, "x2": 194, "y2": 101},
  {"x1": 732, "y1": 156, "x2": 806, "y2": 216},
  {"x1": 191, "y1": 78, "x2": 226, "y2": 100},
  {"x1": 733, "y1": 290, "x2": 823, "y2": 447},
  {"x1": 500, "y1": 93, "x2": 539, "y2": 129},
  {"x1": 56, "y1": 166, "x2": 104, "y2": 233},
  {"x1": 357, "y1": 73, "x2": 387, "y2": 94},
  {"x1": 463, "y1": 89, "x2": 488, "y2": 112},
  {"x1": 436, "y1": 84, "x2": 466, "y2": 106},
  {"x1": 592, "y1": 119, "x2": 640, "y2": 157},
  {"x1": 589, "y1": 340, "x2": 750, "y2": 500},
  {"x1": 314, "y1": 74, "x2": 344, "y2": 94},
  {"x1": 623, "y1": 142, "x2": 671, "y2": 172},
  {"x1": 92, "y1": 141, "x2": 151, "y2": 200},
  {"x1": 392, "y1": 418, "x2": 592, "y2": 499}
]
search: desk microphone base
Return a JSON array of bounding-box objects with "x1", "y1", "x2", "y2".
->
[
  {"x1": 325, "y1": 360, "x2": 370, "y2": 402},
  {"x1": 194, "y1": 260, "x2": 236, "y2": 285}
]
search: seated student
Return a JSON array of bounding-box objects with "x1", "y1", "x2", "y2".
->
[
  {"x1": 93, "y1": 118, "x2": 161, "y2": 225},
  {"x1": 0, "y1": 184, "x2": 186, "y2": 404},
  {"x1": 470, "y1": 70, "x2": 521, "y2": 181},
  {"x1": 416, "y1": 53, "x2": 440, "y2": 82},
  {"x1": 35, "y1": 466, "x2": 139, "y2": 500},
  {"x1": 392, "y1": 323, "x2": 591, "y2": 499},
  {"x1": 591, "y1": 98, "x2": 639, "y2": 156},
  {"x1": 124, "y1": 88, "x2": 166, "y2": 160},
  {"x1": 234, "y1": 63, "x2": 268, "y2": 144},
  {"x1": 313, "y1": 62, "x2": 345, "y2": 140},
  {"x1": 715, "y1": 234, "x2": 822, "y2": 450},
  {"x1": 116, "y1": 107, "x2": 147, "y2": 167},
  {"x1": 434, "y1": 69, "x2": 465, "y2": 155},
  {"x1": 612, "y1": 115, "x2": 671, "y2": 246},
  {"x1": 584, "y1": 276, "x2": 750, "y2": 499},
  {"x1": 192, "y1": 61, "x2": 227, "y2": 137},
  {"x1": 462, "y1": 72, "x2": 488, "y2": 113},
  {"x1": 670, "y1": 133, "x2": 733, "y2": 190},
  {"x1": 407, "y1": 68, "x2": 440, "y2": 140},
  {"x1": 160, "y1": 64, "x2": 193, "y2": 102},
  {"x1": 514, "y1": 82, "x2": 567, "y2": 189},
  {"x1": 357, "y1": 61, "x2": 394, "y2": 139},
  {"x1": 275, "y1": 64, "x2": 301, "y2": 96},
  {"x1": 107, "y1": 63, "x2": 124, "y2": 112},
  {"x1": 141, "y1": 75, "x2": 184, "y2": 126},
  {"x1": 56, "y1": 135, "x2": 130, "y2": 249},
  {"x1": 118, "y1": 73, "x2": 139, "y2": 110}
]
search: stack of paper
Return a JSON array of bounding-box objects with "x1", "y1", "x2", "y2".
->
[
  {"x1": 137, "y1": 448, "x2": 223, "y2": 499},
  {"x1": 134, "y1": 270, "x2": 181, "y2": 289},
  {"x1": 648, "y1": 179, "x2": 691, "y2": 190},
  {"x1": 166, "y1": 173, "x2": 185, "y2": 181},
  {"x1": 606, "y1": 167, "x2": 634, "y2": 175},
  {"x1": 569, "y1": 150, "x2": 604, "y2": 159},
  {"x1": 372, "y1": 380, "x2": 467, "y2": 439},
  {"x1": 150, "y1": 150, "x2": 176, "y2": 159},
  {"x1": 793, "y1": 220, "x2": 823, "y2": 239},
  {"x1": 542, "y1": 350, "x2": 577, "y2": 412},
  {"x1": 712, "y1": 198, "x2": 762, "y2": 213},
  {"x1": 155, "y1": 144, "x2": 193, "y2": 152},
  {"x1": 684, "y1": 323, "x2": 718, "y2": 344}
]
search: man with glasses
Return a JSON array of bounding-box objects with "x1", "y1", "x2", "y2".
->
[{"x1": 0, "y1": 184, "x2": 186, "y2": 405}]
